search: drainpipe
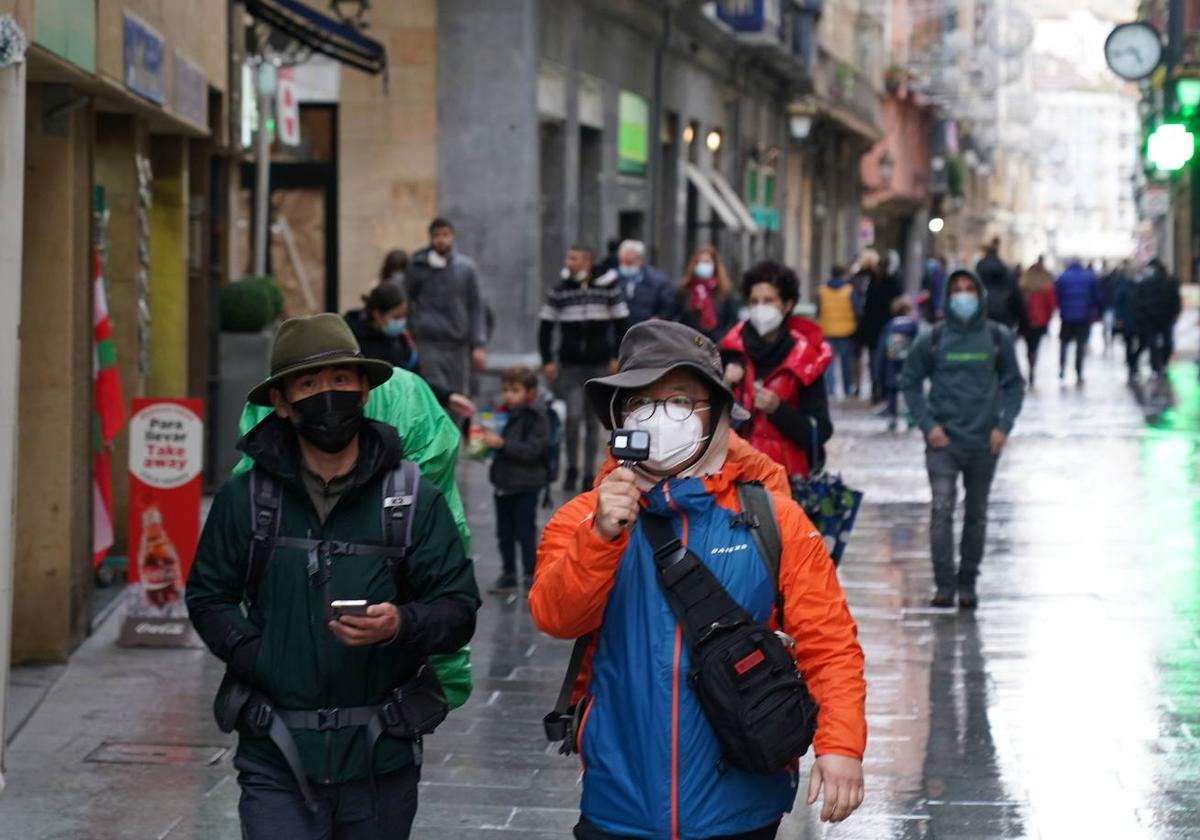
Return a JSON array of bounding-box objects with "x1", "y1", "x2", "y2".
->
[
  {"x1": 647, "y1": 3, "x2": 672, "y2": 262},
  {"x1": 0, "y1": 42, "x2": 28, "y2": 788}
]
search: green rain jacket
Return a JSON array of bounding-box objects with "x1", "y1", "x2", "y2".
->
[
  {"x1": 234, "y1": 367, "x2": 474, "y2": 709},
  {"x1": 899, "y1": 270, "x2": 1025, "y2": 450},
  {"x1": 188, "y1": 416, "x2": 480, "y2": 784}
]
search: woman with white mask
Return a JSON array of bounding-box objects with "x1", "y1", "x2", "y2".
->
[
  {"x1": 531, "y1": 320, "x2": 866, "y2": 839},
  {"x1": 719, "y1": 262, "x2": 834, "y2": 478}
]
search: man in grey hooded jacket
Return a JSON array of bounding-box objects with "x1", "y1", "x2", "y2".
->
[
  {"x1": 405, "y1": 217, "x2": 488, "y2": 395},
  {"x1": 899, "y1": 270, "x2": 1024, "y2": 609}
]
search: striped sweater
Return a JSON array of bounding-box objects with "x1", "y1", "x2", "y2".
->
[{"x1": 538, "y1": 270, "x2": 631, "y2": 365}]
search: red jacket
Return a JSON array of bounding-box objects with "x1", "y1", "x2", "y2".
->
[
  {"x1": 1024, "y1": 287, "x2": 1057, "y2": 330},
  {"x1": 719, "y1": 317, "x2": 833, "y2": 476}
]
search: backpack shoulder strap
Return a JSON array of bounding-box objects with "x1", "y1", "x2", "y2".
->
[
  {"x1": 736, "y1": 481, "x2": 784, "y2": 622},
  {"x1": 381, "y1": 460, "x2": 422, "y2": 588},
  {"x1": 246, "y1": 468, "x2": 283, "y2": 607}
]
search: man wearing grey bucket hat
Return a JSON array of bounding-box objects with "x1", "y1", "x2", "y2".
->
[
  {"x1": 531, "y1": 321, "x2": 866, "y2": 839},
  {"x1": 187, "y1": 314, "x2": 479, "y2": 839}
]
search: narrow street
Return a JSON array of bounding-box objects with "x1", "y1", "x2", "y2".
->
[{"x1": 0, "y1": 328, "x2": 1196, "y2": 839}]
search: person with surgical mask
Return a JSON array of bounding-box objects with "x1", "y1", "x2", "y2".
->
[
  {"x1": 530, "y1": 320, "x2": 867, "y2": 839},
  {"x1": 677, "y1": 245, "x2": 740, "y2": 341},
  {"x1": 539, "y1": 245, "x2": 631, "y2": 493},
  {"x1": 404, "y1": 217, "x2": 489, "y2": 398},
  {"x1": 616, "y1": 238, "x2": 676, "y2": 324},
  {"x1": 898, "y1": 269, "x2": 1025, "y2": 609},
  {"x1": 344, "y1": 281, "x2": 475, "y2": 418},
  {"x1": 718, "y1": 261, "x2": 834, "y2": 478}
]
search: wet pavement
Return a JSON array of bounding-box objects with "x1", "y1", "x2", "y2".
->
[{"x1": 1, "y1": 323, "x2": 1198, "y2": 839}]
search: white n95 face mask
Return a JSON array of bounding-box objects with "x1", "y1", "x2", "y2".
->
[
  {"x1": 747, "y1": 304, "x2": 784, "y2": 336},
  {"x1": 625, "y1": 408, "x2": 710, "y2": 473}
]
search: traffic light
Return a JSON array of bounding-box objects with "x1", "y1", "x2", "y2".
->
[{"x1": 1147, "y1": 122, "x2": 1195, "y2": 172}]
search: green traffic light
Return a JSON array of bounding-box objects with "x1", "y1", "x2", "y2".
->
[{"x1": 1147, "y1": 123, "x2": 1195, "y2": 171}]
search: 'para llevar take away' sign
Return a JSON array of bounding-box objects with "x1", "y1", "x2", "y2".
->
[{"x1": 120, "y1": 398, "x2": 204, "y2": 647}]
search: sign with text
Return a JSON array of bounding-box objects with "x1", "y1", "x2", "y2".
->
[
  {"x1": 277, "y1": 67, "x2": 300, "y2": 146},
  {"x1": 121, "y1": 399, "x2": 203, "y2": 647},
  {"x1": 173, "y1": 51, "x2": 208, "y2": 130},
  {"x1": 122, "y1": 12, "x2": 165, "y2": 105}
]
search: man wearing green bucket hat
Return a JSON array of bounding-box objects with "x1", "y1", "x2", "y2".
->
[{"x1": 187, "y1": 313, "x2": 480, "y2": 839}]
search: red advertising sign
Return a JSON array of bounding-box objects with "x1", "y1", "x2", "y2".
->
[{"x1": 122, "y1": 398, "x2": 203, "y2": 645}]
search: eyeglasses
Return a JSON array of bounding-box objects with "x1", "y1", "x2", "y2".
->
[{"x1": 623, "y1": 394, "x2": 711, "y2": 422}]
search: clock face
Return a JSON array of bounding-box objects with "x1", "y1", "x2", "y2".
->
[{"x1": 1105, "y1": 22, "x2": 1163, "y2": 81}]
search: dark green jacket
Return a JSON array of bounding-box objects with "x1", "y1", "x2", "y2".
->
[
  {"x1": 899, "y1": 271, "x2": 1024, "y2": 450},
  {"x1": 187, "y1": 416, "x2": 480, "y2": 784}
]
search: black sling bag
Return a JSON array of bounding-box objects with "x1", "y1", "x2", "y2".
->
[{"x1": 639, "y1": 499, "x2": 818, "y2": 775}]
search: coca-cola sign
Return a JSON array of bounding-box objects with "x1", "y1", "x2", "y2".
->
[{"x1": 122, "y1": 398, "x2": 204, "y2": 647}]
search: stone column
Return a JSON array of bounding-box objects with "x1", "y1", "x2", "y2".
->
[
  {"x1": 0, "y1": 53, "x2": 27, "y2": 774},
  {"x1": 12, "y1": 83, "x2": 93, "y2": 661},
  {"x1": 148, "y1": 135, "x2": 189, "y2": 397}
]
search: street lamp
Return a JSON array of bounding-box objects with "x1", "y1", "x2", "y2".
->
[
  {"x1": 928, "y1": 217, "x2": 945, "y2": 233},
  {"x1": 878, "y1": 151, "x2": 895, "y2": 187},
  {"x1": 789, "y1": 115, "x2": 813, "y2": 140},
  {"x1": 706, "y1": 130, "x2": 722, "y2": 152}
]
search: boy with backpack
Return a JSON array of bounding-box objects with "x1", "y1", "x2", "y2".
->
[
  {"x1": 874, "y1": 297, "x2": 920, "y2": 431},
  {"x1": 481, "y1": 366, "x2": 551, "y2": 595}
]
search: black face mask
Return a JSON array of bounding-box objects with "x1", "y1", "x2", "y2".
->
[{"x1": 287, "y1": 389, "x2": 365, "y2": 454}]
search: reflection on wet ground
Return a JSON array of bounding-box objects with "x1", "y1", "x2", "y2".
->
[{"x1": 0, "y1": 332, "x2": 1196, "y2": 839}]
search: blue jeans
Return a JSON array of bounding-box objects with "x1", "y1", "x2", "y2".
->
[
  {"x1": 826, "y1": 337, "x2": 856, "y2": 396},
  {"x1": 495, "y1": 490, "x2": 539, "y2": 578},
  {"x1": 926, "y1": 446, "x2": 999, "y2": 592}
]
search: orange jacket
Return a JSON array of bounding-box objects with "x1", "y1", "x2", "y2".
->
[{"x1": 530, "y1": 434, "x2": 867, "y2": 762}]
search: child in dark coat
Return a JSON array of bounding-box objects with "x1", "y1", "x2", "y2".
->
[
  {"x1": 875, "y1": 298, "x2": 920, "y2": 431},
  {"x1": 481, "y1": 366, "x2": 550, "y2": 594}
]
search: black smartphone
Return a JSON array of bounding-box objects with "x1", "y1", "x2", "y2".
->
[{"x1": 330, "y1": 599, "x2": 370, "y2": 619}]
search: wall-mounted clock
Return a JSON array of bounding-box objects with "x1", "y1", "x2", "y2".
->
[{"x1": 1105, "y1": 22, "x2": 1163, "y2": 82}]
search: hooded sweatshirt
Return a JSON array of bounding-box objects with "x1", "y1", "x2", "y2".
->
[{"x1": 898, "y1": 271, "x2": 1025, "y2": 450}]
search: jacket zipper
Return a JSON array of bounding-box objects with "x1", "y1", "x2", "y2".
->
[{"x1": 663, "y1": 486, "x2": 687, "y2": 840}]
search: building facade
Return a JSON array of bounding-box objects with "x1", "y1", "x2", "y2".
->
[{"x1": 0, "y1": 0, "x2": 231, "y2": 663}]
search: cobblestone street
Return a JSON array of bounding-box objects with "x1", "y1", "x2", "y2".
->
[{"x1": 1, "y1": 335, "x2": 1198, "y2": 839}]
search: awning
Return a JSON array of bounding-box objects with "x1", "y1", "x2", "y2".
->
[
  {"x1": 244, "y1": 0, "x2": 387, "y2": 76},
  {"x1": 709, "y1": 170, "x2": 761, "y2": 234},
  {"x1": 685, "y1": 162, "x2": 743, "y2": 233}
]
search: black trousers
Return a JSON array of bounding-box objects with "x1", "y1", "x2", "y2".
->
[
  {"x1": 1137, "y1": 328, "x2": 1171, "y2": 374},
  {"x1": 574, "y1": 817, "x2": 781, "y2": 840},
  {"x1": 235, "y1": 756, "x2": 419, "y2": 840},
  {"x1": 1024, "y1": 326, "x2": 1047, "y2": 380},
  {"x1": 495, "y1": 490, "x2": 539, "y2": 577},
  {"x1": 1059, "y1": 321, "x2": 1091, "y2": 377}
]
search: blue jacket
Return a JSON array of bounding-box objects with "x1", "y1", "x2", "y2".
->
[
  {"x1": 1054, "y1": 265, "x2": 1102, "y2": 324},
  {"x1": 531, "y1": 444, "x2": 867, "y2": 839},
  {"x1": 621, "y1": 265, "x2": 677, "y2": 324}
]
